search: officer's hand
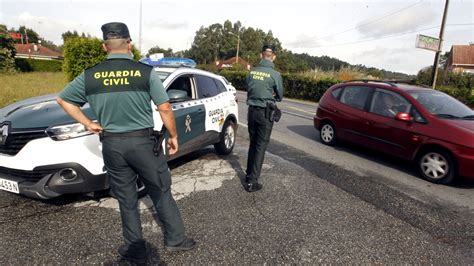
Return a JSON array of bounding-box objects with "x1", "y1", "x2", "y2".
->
[
  {"x1": 167, "y1": 136, "x2": 178, "y2": 155},
  {"x1": 86, "y1": 122, "x2": 103, "y2": 134}
]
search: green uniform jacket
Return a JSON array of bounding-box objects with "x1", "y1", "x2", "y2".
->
[
  {"x1": 246, "y1": 59, "x2": 284, "y2": 108},
  {"x1": 59, "y1": 53, "x2": 168, "y2": 133}
]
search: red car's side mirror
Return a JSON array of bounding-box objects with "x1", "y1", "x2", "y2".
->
[{"x1": 395, "y1": 112, "x2": 412, "y2": 122}]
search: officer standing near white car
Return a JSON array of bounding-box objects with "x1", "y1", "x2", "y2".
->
[
  {"x1": 56, "y1": 22, "x2": 195, "y2": 263},
  {"x1": 245, "y1": 44, "x2": 284, "y2": 192}
]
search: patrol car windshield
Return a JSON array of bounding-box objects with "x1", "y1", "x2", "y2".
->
[{"x1": 155, "y1": 71, "x2": 171, "y2": 82}]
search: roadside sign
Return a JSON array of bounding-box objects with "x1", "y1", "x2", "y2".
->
[{"x1": 416, "y1": 34, "x2": 440, "y2": 52}]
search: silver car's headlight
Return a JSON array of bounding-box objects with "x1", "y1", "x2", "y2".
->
[{"x1": 46, "y1": 122, "x2": 93, "y2": 141}]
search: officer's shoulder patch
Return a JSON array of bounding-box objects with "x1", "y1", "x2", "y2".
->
[
  {"x1": 137, "y1": 60, "x2": 154, "y2": 69},
  {"x1": 84, "y1": 62, "x2": 101, "y2": 71}
]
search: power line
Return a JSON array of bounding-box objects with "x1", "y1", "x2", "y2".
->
[
  {"x1": 305, "y1": 23, "x2": 474, "y2": 48},
  {"x1": 312, "y1": 0, "x2": 423, "y2": 41}
]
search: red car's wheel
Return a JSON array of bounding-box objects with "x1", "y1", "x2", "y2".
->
[
  {"x1": 320, "y1": 122, "x2": 336, "y2": 146},
  {"x1": 417, "y1": 149, "x2": 455, "y2": 184}
]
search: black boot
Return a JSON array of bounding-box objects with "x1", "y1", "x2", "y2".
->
[
  {"x1": 165, "y1": 237, "x2": 197, "y2": 252},
  {"x1": 118, "y1": 241, "x2": 147, "y2": 264},
  {"x1": 245, "y1": 182, "x2": 262, "y2": 192}
]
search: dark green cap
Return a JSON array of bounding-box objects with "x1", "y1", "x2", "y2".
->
[
  {"x1": 101, "y1": 22, "x2": 131, "y2": 41},
  {"x1": 262, "y1": 44, "x2": 276, "y2": 53}
]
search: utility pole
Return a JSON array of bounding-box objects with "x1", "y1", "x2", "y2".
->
[
  {"x1": 138, "y1": 0, "x2": 143, "y2": 53},
  {"x1": 431, "y1": 0, "x2": 449, "y2": 89},
  {"x1": 236, "y1": 34, "x2": 240, "y2": 63},
  {"x1": 228, "y1": 31, "x2": 240, "y2": 64}
]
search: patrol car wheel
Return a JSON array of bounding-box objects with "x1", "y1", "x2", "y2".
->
[
  {"x1": 109, "y1": 176, "x2": 147, "y2": 198},
  {"x1": 320, "y1": 122, "x2": 336, "y2": 146},
  {"x1": 214, "y1": 120, "x2": 236, "y2": 155}
]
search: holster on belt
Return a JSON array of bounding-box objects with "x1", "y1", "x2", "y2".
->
[
  {"x1": 151, "y1": 129, "x2": 166, "y2": 156},
  {"x1": 265, "y1": 102, "x2": 282, "y2": 123}
]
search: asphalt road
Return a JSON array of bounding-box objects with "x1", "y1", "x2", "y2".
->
[
  {"x1": 236, "y1": 90, "x2": 474, "y2": 214},
  {"x1": 0, "y1": 93, "x2": 473, "y2": 264}
]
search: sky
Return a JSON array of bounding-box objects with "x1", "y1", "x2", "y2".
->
[{"x1": 0, "y1": 0, "x2": 473, "y2": 75}]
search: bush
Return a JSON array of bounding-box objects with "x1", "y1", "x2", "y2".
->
[
  {"x1": 63, "y1": 37, "x2": 142, "y2": 81},
  {"x1": 437, "y1": 86, "x2": 474, "y2": 107},
  {"x1": 220, "y1": 70, "x2": 339, "y2": 102},
  {"x1": 443, "y1": 72, "x2": 474, "y2": 89},
  {"x1": 282, "y1": 74, "x2": 338, "y2": 101},
  {"x1": 0, "y1": 48, "x2": 16, "y2": 73},
  {"x1": 0, "y1": 26, "x2": 16, "y2": 73},
  {"x1": 63, "y1": 37, "x2": 106, "y2": 81},
  {"x1": 15, "y1": 58, "x2": 62, "y2": 72},
  {"x1": 197, "y1": 64, "x2": 219, "y2": 74},
  {"x1": 220, "y1": 70, "x2": 247, "y2": 91}
]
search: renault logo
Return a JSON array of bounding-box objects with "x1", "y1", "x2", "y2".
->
[{"x1": 0, "y1": 124, "x2": 8, "y2": 145}]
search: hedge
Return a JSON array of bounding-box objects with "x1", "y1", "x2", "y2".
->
[
  {"x1": 15, "y1": 58, "x2": 62, "y2": 72},
  {"x1": 220, "y1": 70, "x2": 473, "y2": 107},
  {"x1": 63, "y1": 38, "x2": 106, "y2": 81},
  {"x1": 282, "y1": 74, "x2": 338, "y2": 102},
  {"x1": 220, "y1": 70, "x2": 338, "y2": 102},
  {"x1": 437, "y1": 86, "x2": 474, "y2": 107},
  {"x1": 63, "y1": 37, "x2": 142, "y2": 81}
]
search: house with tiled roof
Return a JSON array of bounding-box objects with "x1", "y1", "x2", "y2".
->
[
  {"x1": 444, "y1": 44, "x2": 474, "y2": 74},
  {"x1": 14, "y1": 43, "x2": 63, "y2": 61},
  {"x1": 215, "y1": 56, "x2": 251, "y2": 70}
]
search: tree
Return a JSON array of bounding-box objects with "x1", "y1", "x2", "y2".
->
[
  {"x1": 62, "y1": 30, "x2": 91, "y2": 43},
  {"x1": 416, "y1": 66, "x2": 443, "y2": 86},
  {"x1": 147, "y1": 46, "x2": 173, "y2": 57},
  {"x1": 39, "y1": 38, "x2": 59, "y2": 51},
  {"x1": 18, "y1": 26, "x2": 39, "y2": 44},
  {"x1": 0, "y1": 24, "x2": 17, "y2": 73},
  {"x1": 439, "y1": 51, "x2": 450, "y2": 68},
  {"x1": 62, "y1": 30, "x2": 80, "y2": 43},
  {"x1": 186, "y1": 20, "x2": 284, "y2": 67}
]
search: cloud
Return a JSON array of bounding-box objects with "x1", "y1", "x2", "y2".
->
[
  {"x1": 15, "y1": 12, "x2": 99, "y2": 44},
  {"x1": 357, "y1": 5, "x2": 437, "y2": 38},
  {"x1": 353, "y1": 46, "x2": 434, "y2": 74},
  {"x1": 144, "y1": 19, "x2": 188, "y2": 31},
  {"x1": 285, "y1": 34, "x2": 322, "y2": 49}
]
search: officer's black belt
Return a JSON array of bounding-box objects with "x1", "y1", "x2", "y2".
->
[
  {"x1": 101, "y1": 128, "x2": 153, "y2": 137},
  {"x1": 249, "y1": 105, "x2": 265, "y2": 110}
]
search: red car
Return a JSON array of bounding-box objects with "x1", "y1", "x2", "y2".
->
[{"x1": 314, "y1": 80, "x2": 474, "y2": 184}]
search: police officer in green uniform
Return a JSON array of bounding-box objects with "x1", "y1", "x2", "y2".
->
[
  {"x1": 56, "y1": 22, "x2": 195, "y2": 263},
  {"x1": 245, "y1": 44, "x2": 284, "y2": 192}
]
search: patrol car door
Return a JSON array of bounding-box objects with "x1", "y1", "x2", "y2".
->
[
  {"x1": 194, "y1": 74, "x2": 228, "y2": 144},
  {"x1": 166, "y1": 74, "x2": 206, "y2": 157}
]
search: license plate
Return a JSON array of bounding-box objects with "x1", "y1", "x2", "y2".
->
[{"x1": 0, "y1": 178, "x2": 19, "y2": 194}]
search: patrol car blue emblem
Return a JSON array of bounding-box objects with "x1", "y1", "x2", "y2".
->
[{"x1": 140, "y1": 57, "x2": 197, "y2": 68}]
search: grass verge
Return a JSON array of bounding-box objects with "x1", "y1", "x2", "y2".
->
[{"x1": 0, "y1": 72, "x2": 67, "y2": 108}]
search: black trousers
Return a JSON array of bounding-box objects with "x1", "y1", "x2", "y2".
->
[
  {"x1": 246, "y1": 106, "x2": 274, "y2": 183},
  {"x1": 102, "y1": 135, "x2": 185, "y2": 248}
]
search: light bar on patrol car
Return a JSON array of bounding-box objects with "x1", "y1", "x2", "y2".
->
[{"x1": 139, "y1": 57, "x2": 197, "y2": 68}]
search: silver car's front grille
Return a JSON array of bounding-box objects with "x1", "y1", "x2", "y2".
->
[{"x1": 0, "y1": 131, "x2": 48, "y2": 156}]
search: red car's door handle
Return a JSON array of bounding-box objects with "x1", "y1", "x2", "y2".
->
[{"x1": 365, "y1": 121, "x2": 372, "y2": 126}]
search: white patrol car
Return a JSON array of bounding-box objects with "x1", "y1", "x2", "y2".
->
[{"x1": 0, "y1": 58, "x2": 238, "y2": 199}]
